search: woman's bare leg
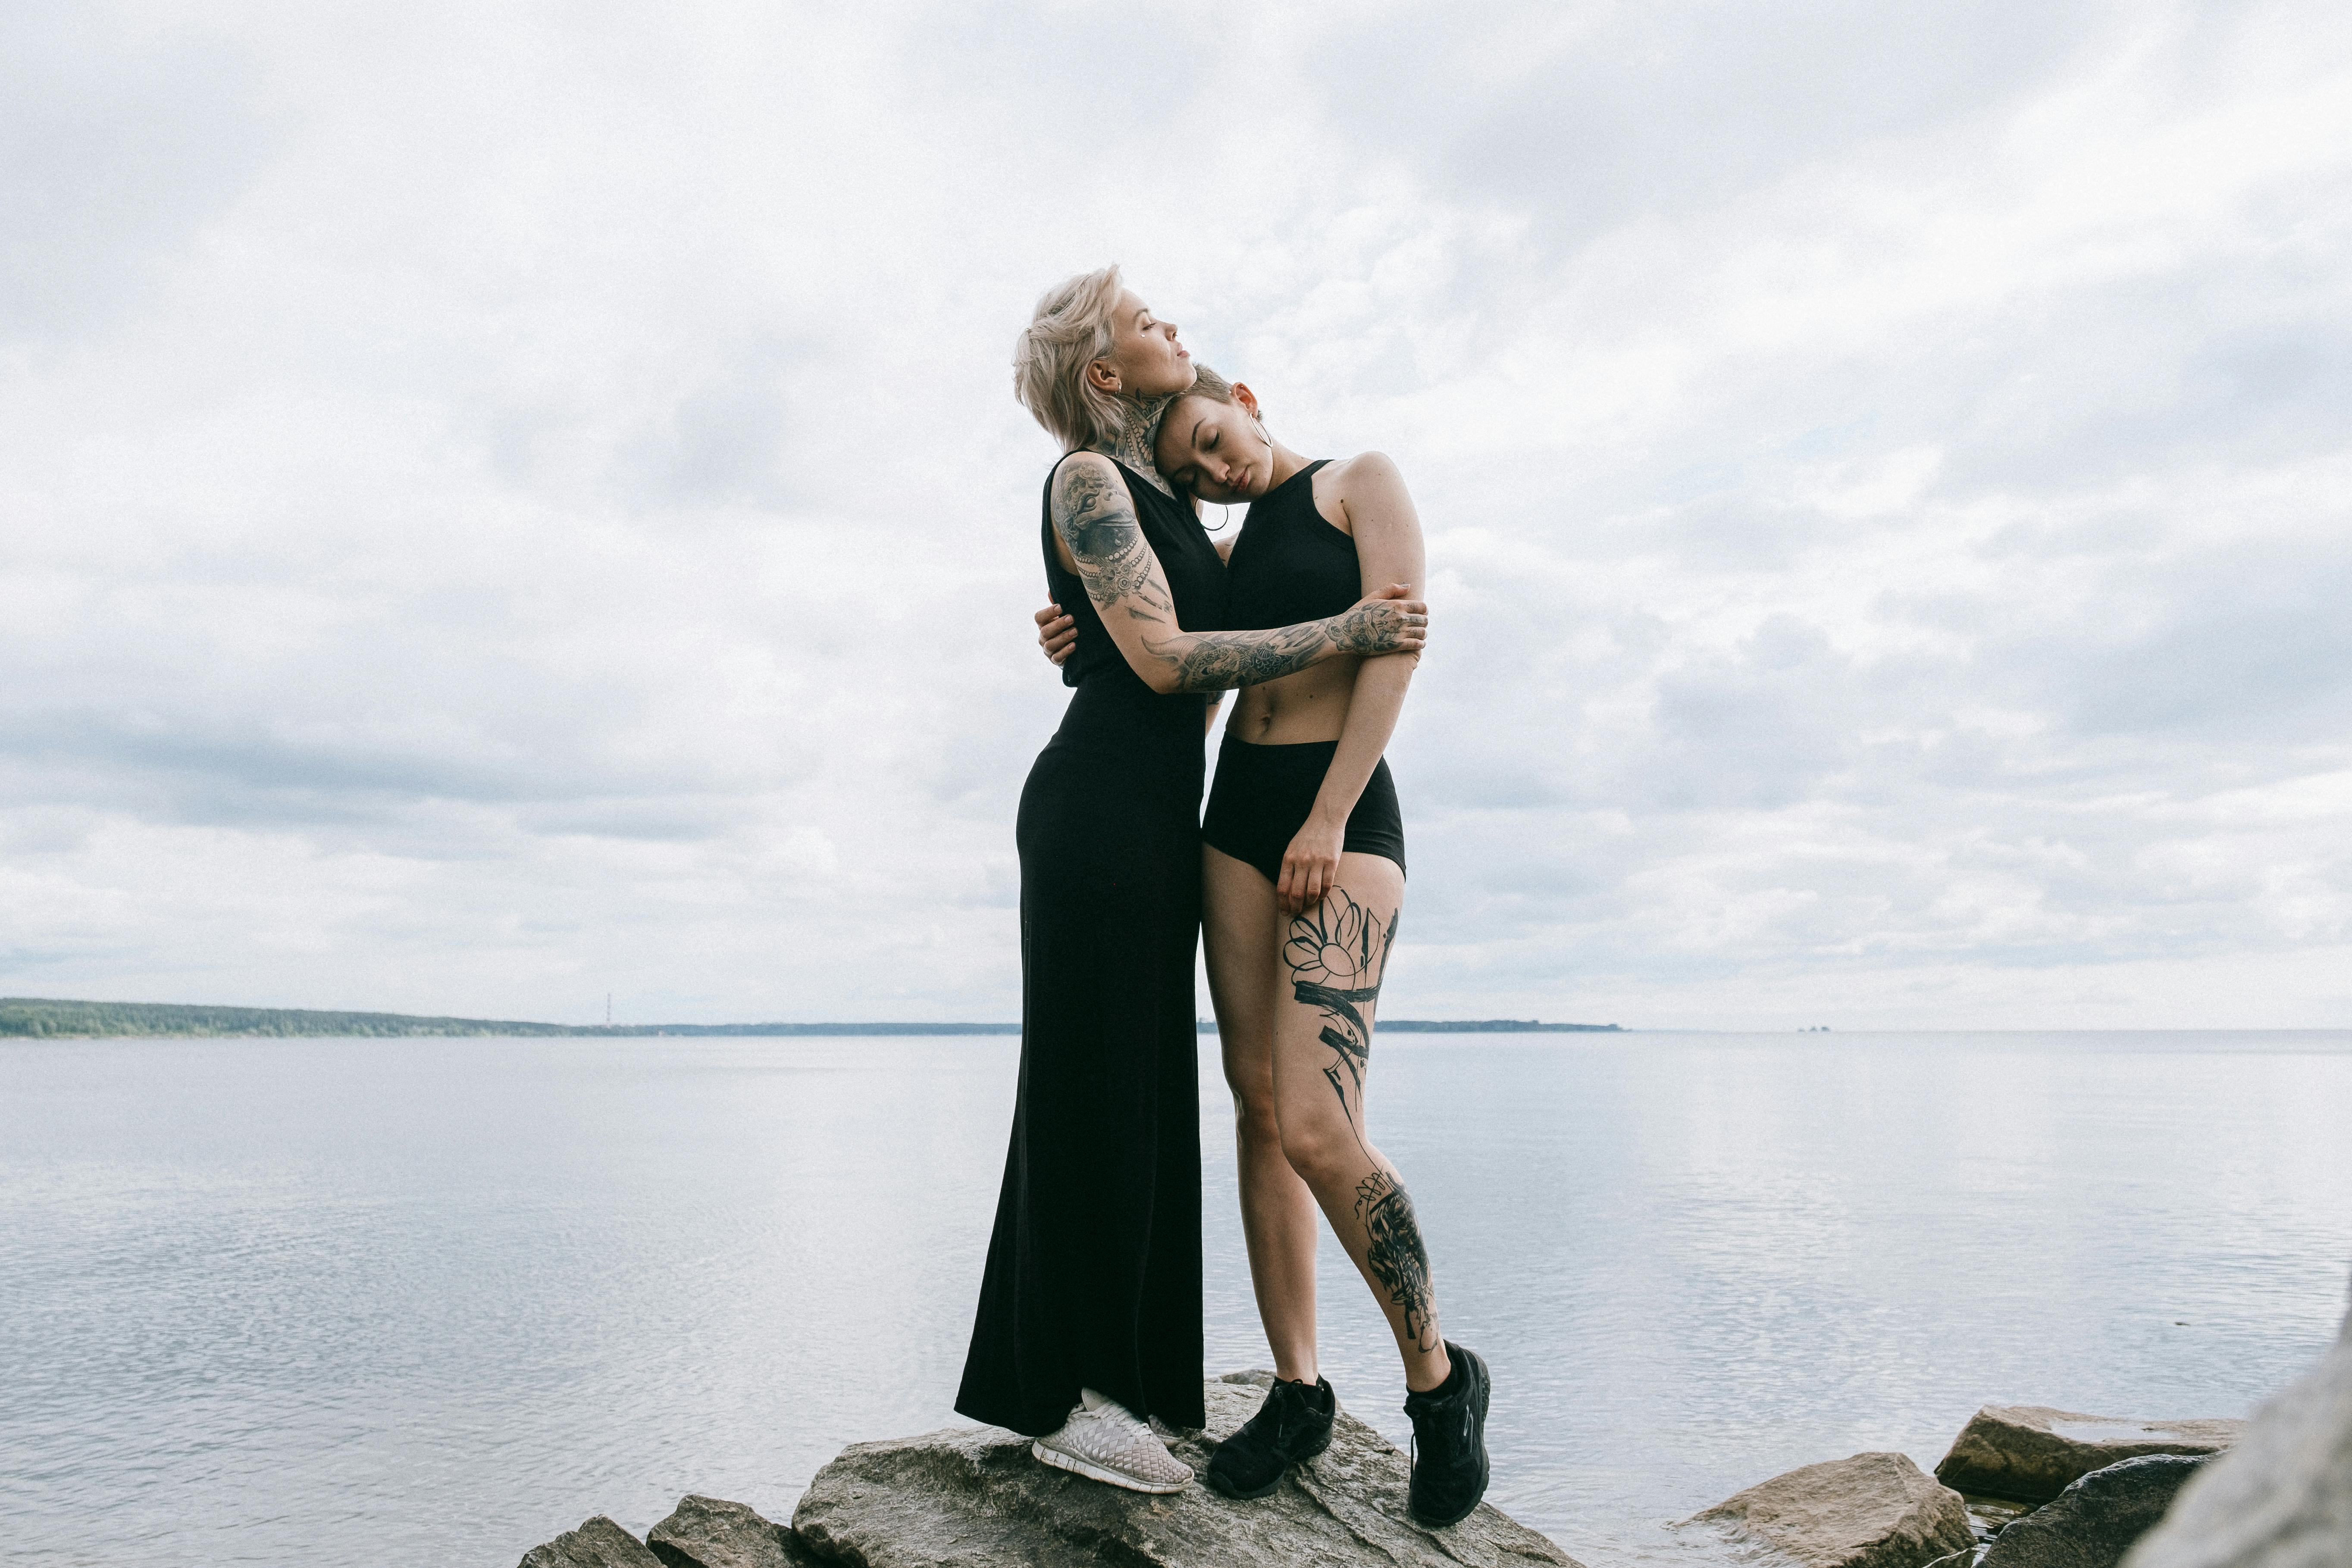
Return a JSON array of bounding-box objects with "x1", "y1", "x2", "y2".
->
[
  {"x1": 1268, "y1": 852, "x2": 1450, "y2": 1392},
  {"x1": 1203, "y1": 845, "x2": 1322, "y2": 1384}
]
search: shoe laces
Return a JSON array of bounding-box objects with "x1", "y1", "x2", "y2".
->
[
  {"x1": 1263, "y1": 1382, "x2": 1306, "y2": 1442},
  {"x1": 1256, "y1": 1378, "x2": 1323, "y2": 1446},
  {"x1": 1092, "y1": 1400, "x2": 1156, "y2": 1447},
  {"x1": 1076, "y1": 1405, "x2": 1185, "y2": 1476},
  {"x1": 1406, "y1": 1386, "x2": 1472, "y2": 1467}
]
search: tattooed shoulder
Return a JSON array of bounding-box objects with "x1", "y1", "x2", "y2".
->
[
  {"x1": 1050, "y1": 454, "x2": 1122, "y2": 537},
  {"x1": 1051, "y1": 455, "x2": 1156, "y2": 603}
]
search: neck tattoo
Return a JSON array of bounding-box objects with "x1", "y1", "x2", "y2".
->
[{"x1": 1094, "y1": 395, "x2": 1175, "y2": 498}]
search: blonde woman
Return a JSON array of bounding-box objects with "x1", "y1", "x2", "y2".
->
[
  {"x1": 1031, "y1": 366, "x2": 1491, "y2": 1526},
  {"x1": 956, "y1": 268, "x2": 1427, "y2": 1494}
]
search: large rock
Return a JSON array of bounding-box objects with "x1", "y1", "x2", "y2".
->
[
  {"x1": 1682, "y1": 1451, "x2": 1975, "y2": 1568},
  {"x1": 520, "y1": 1515, "x2": 666, "y2": 1568},
  {"x1": 648, "y1": 1495, "x2": 824, "y2": 1568},
  {"x1": 2125, "y1": 1289, "x2": 2352, "y2": 1568},
  {"x1": 1935, "y1": 1406, "x2": 2244, "y2": 1503},
  {"x1": 789, "y1": 1370, "x2": 1580, "y2": 1568},
  {"x1": 1980, "y1": 1455, "x2": 2211, "y2": 1568}
]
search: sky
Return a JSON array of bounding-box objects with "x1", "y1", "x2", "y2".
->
[{"x1": 3, "y1": 0, "x2": 2348, "y2": 1030}]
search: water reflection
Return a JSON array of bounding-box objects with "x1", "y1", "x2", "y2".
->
[{"x1": 1, "y1": 1031, "x2": 2345, "y2": 1566}]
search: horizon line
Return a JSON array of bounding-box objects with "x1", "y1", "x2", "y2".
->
[{"x1": 0, "y1": 997, "x2": 1624, "y2": 1039}]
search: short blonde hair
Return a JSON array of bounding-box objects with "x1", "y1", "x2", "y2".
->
[{"x1": 1013, "y1": 265, "x2": 1126, "y2": 451}]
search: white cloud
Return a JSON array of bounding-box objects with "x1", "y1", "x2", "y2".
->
[{"x1": 2, "y1": 0, "x2": 2347, "y2": 1026}]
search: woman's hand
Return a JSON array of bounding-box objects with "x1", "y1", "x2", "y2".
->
[
  {"x1": 1331, "y1": 584, "x2": 1429, "y2": 657},
  {"x1": 1034, "y1": 602, "x2": 1077, "y2": 666},
  {"x1": 1277, "y1": 811, "x2": 1347, "y2": 917}
]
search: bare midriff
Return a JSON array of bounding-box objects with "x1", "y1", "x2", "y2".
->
[{"x1": 1228, "y1": 655, "x2": 1361, "y2": 745}]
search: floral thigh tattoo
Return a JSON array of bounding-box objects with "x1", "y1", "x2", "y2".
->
[{"x1": 1285, "y1": 886, "x2": 1436, "y2": 1350}]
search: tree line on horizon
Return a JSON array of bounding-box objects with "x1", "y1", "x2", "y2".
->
[{"x1": 0, "y1": 997, "x2": 1620, "y2": 1039}]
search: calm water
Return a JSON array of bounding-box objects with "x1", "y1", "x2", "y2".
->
[{"x1": 3, "y1": 1031, "x2": 2348, "y2": 1567}]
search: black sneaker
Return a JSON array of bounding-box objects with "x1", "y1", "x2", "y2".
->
[
  {"x1": 1207, "y1": 1375, "x2": 1336, "y2": 1499},
  {"x1": 1403, "y1": 1342, "x2": 1490, "y2": 1527}
]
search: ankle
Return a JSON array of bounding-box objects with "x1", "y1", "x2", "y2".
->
[{"x1": 1403, "y1": 1346, "x2": 1453, "y2": 1396}]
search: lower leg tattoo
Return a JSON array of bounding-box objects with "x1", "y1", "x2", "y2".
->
[
  {"x1": 1286, "y1": 887, "x2": 1435, "y2": 1349},
  {"x1": 1355, "y1": 1170, "x2": 1437, "y2": 1350}
]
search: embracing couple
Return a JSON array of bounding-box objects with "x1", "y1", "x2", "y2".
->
[{"x1": 953, "y1": 266, "x2": 1491, "y2": 1527}]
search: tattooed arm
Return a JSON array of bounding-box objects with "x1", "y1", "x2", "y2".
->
[
  {"x1": 1275, "y1": 452, "x2": 1428, "y2": 913},
  {"x1": 1047, "y1": 452, "x2": 1427, "y2": 697}
]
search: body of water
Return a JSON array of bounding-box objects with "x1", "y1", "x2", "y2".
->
[{"x1": 3, "y1": 1030, "x2": 2348, "y2": 1565}]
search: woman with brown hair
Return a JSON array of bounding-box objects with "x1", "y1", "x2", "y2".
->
[
  {"x1": 1031, "y1": 362, "x2": 1492, "y2": 1526},
  {"x1": 956, "y1": 267, "x2": 1427, "y2": 1495}
]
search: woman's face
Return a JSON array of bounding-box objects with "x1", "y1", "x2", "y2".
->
[
  {"x1": 1155, "y1": 390, "x2": 1270, "y2": 503},
  {"x1": 1094, "y1": 289, "x2": 1194, "y2": 401}
]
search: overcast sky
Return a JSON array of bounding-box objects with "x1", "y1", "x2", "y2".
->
[{"x1": 5, "y1": 0, "x2": 2348, "y2": 1029}]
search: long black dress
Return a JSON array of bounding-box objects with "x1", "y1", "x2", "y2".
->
[{"x1": 955, "y1": 454, "x2": 1227, "y2": 1437}]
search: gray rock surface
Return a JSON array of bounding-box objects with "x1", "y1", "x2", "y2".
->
[
  {"x1": 789, "y1": 1370, "x2": 1580, "y2": 1568},
  {"x1": 1935, "y1": 1406, "x2": 2244, "y2": 1503},
  {"x1": 1682, "y1": 1451, "x2": 1975, "y2": 1568},
  {"x1": 519, "y1": 1515, "x2": 667, "y2": 1568},
  {"x1": 648, "y1": 1495, "x2": 824, "y2": 1568},
  {"x1": 2125, "y1": 1288, "x2": 2352, "y2": 1568},
  {"x1": 1979, "y1": 1455, "x2": 2211, "y2": 1568}
]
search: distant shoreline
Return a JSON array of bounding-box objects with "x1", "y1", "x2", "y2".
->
[{"x1": 0, "y1": 997, "x2": 1622, "y2": 1040}]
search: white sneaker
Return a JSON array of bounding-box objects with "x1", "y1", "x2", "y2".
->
[{"x1": 1030, "y1": 1388, "x2": 1193, "y2": 1493}]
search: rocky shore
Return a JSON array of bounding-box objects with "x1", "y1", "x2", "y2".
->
[{"x1": 519, "y1": 1300, "x2": 2351, "y2": 1568}]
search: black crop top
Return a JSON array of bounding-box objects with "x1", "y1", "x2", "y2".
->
[{"x1": 1222, "y1": 460, "x2": 1359, "y2": 631}]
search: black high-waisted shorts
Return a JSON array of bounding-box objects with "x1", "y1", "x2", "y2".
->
[{"x1": 1201, "y1": 733, "x2": 1406, "y2": 885}]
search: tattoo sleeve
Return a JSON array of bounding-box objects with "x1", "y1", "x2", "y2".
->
[
  {"x1": 1146, "y1": 621, "x2": 1332, "y2": 691},
  {"x1": 1331, "y1": 600, "x2": 1409, "y2": 656},
  {"x1": 1053, "y1": 447, "x2": 1418, "y2": 695},
  {"x1": 1141, "y1": 599, "x2": 1417, "y2": 692},
  {"x1": 1051, "y1": 461, "x2": 1159, "y2": 605}
]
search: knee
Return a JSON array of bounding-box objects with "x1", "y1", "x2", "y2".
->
[
  {"x1": 1229, "y1": 1086, "x2": 1282, "y2": 1152},
  {"x1": 1278, "y1": 1116, "x2": 1361, "y2": 1191}
]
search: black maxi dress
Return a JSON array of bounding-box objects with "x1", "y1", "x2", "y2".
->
[{"x1": 955, "y1": 454, "x2": 1227, "y2": 1437}]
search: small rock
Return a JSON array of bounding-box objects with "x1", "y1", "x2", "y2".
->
[
  {"x1": 518, "y1": 1515, "x2": 665, "y2": 1568},
  {"x1": 2124, "y1": 1289, "x2": 2352, "y2": 1568},
  {"x1": 647, "y1": 1495, "x2": 824, "y2": 1568},
  {"x1": 790, "y1": 1370, "x2": 1580, "y2": 1568},
  {"x1": 1980, "y1": 1455, "x2": 2211, "y2": 1568},
  {"x1": 1935, "y1": 1406, "x2": 2244, "y2": 1504},
  {"x1": 1683, "y1": 1451, "x2": 1975, "y2": 1568}
]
